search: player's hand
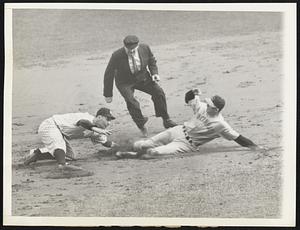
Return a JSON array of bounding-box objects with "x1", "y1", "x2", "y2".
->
[
  {"x1": 92, "y1": 127, "x2": 113, "y2": 135},
  {"x1": 151, "y1": 74, "x2": 160, "y2": 82},
  {"x1": 250, "y1": 145, "x2": 269, "y2": 152},
  {"x1": 101, "y1": 129, "x2": 113, "y2": 136},
  {"x1": 105, "y1": 97, "x2": 113, "y2": 103}
]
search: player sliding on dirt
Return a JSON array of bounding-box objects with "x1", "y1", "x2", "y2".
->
[
  {"x1": 24, "y1": 108, "x2": 117, "y2": 170},
  {"x1": 116, "y1": 89, "x2": 266, "y2": 159}
]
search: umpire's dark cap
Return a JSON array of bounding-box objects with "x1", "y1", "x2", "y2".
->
[
  {"x1": 96, "y1": 108, "x2": 115, "y2": 120},
  {"x1": 123, "y1": 35, "x2": 139, "y2": 48}
]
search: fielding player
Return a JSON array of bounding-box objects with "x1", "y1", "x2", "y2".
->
[
  {"x1": 24, "y1": 107, "x2": 117, "y2": 170},
  {"x1": 116, "y1": 89, "x2": 266, "y2": 159}
]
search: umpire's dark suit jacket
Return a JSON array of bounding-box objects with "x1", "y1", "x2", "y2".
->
[{"x1": 103, "y1": 44, "x2": 158, "y2": 97}]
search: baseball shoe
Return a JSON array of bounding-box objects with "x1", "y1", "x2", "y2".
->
[
  {"x1": 163, "y1": 119, "x2": 177, "y2": 129},
  {"x1": 115, "y1": 151, "x2": 138, "y2": 159},
  {"x1": 24, "y1": 149, "x2": 41, "y2": 165},
  {"x1": 138, "y1": 117, "x2": 149, "y2": 137}
]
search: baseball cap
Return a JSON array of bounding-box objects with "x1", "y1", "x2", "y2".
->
[
  {"x1": 205, "y1": 95, "x2": 225, "y2": 111},
  {"x1": 96, "y1": 108, "x2": 115, "y2": 120},
  {"x1": 123, "y1": 35, "x2": 139, "y2": 48}
]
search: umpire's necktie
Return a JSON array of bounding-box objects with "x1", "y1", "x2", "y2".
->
[{"x1": 129, "y1": 51, "x2": 138, "y2": 74}]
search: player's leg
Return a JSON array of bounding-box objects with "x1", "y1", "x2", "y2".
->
[
  {"x1": 151, "y1": 140, "x2": 196, "y2": 155},
  {"x1": 148, "y1": 142, "x2": 186, "y2": 155},
  {"x1": 24, "y1": 119, "x2": 57, "y2": 165},
  {"x1": 133, "y1": 127, "x2": 174, "y2": 152},
  {"x1": 64, "y1": 137, "x2": 76, "y2": 161},
  {"x1": 140, "y1": 140, "x2": 196, "y2": 160},
  {"x1": 53, "y1": 148, "x2": 66, "y2": 165},
  {"x1": 116, "y1": 126, "x2": 175, "y2": 159},
  {"x1": 37, "y1": 118, "x2": 82, "y2": 170},
  {"x1": 141, "y1": 126, "x2": 196, "y2": 158},
  {"x1": 36, "y1": 148, "x2": 55, "y2": 160},
  {"x1": 38, "y1": 119, "x2": 67, "y2": 164},
  {"x1": 24, "y1": 148, "x2": 42, "y2": 165},
  {"x1": 24, "y1": 146, "x2": 56, "y2": 165}
]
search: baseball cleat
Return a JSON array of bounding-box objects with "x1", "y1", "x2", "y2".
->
[
  {"x1": 115, "y1": 151, "x2": 138, "y2": 159},
  {"x1": 24, "y1": 149, "x2": 41, "y2": 165}
]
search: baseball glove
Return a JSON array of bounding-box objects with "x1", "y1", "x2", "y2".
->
[
  {"x1": 185, "y1": 89, "x2": 200, "y2": 104},
  {"x1": 90, "y1": 132, "x2": 106, "y2": 144}
]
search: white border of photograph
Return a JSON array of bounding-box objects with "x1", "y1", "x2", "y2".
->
[{"x1": 3, "y1": 3, "x2": 296, "y2": 227}]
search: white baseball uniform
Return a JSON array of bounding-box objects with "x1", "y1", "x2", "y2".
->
[
  {"x1": 37, "y1": 112, "x2": 107, "y2": 158},
  {"x1": 135, "y1": 95, "x2": 240, "y2": 155}
]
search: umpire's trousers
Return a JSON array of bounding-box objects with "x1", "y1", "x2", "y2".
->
[{"x1": 117, "y1": 79, "x2": 170, "y2": 128}]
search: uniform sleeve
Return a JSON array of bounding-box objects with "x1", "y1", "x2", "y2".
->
[
  {"x1": 90, "y1": 133, "x2": 108, "y2": 144},
  {"x1": 103, "y1": 54, "x2": 117, "y2": 97},
  {"x1": 218, "y1": 121, "x2": 240, "y2": 140},
  {"x1": 146, "y1": 45, "x2": 158, "y2": 75},
  {"x1": 76, "y1": 119, "x2": 95, "y2": 131},
  {"x1": 190, "y1": 95, "x2": 206, "y2": 115}
]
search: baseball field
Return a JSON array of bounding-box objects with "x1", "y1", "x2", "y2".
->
[{"x1": 9, "y1": 9, "x2": 286, "y2": 221}]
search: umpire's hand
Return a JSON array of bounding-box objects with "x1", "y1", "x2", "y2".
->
[{"x1": 105, "y1": 97, "x2": 113, "y2": 103}]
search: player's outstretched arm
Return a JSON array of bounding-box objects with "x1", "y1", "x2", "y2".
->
[
  {"x1": 234, "y1": 135, "x2": 267, "y2": 151},
  {"x1": 92, "y1": 127, "x2": 112, "y2": 136}
]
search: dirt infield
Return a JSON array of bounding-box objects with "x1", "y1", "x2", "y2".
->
[{"x1": 10, "y1": 11, "x2": 283, "y2": 218}]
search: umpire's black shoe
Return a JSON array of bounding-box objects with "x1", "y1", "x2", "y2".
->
[{"x1": 163, "y1": 119, "x2": 177, "y2": 129}]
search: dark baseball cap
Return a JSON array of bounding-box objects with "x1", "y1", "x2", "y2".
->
[
  {"x1": 96, "y1": 108, "x2": 115, "y2": 120},
  {"x1": 123, "y1": 35, "x2": 139, "y2": 48},
  {"x1": 205, "y1": 95, "x2": 225, "y2": 111}
]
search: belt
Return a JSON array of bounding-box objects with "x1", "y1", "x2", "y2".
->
[{"x1": 182, "y1": 125, "x2": 193, "y2": 145}]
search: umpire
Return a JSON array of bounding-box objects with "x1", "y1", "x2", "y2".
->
[{"x1": 103, "y1": 35, "x2": 177, "y2": 136}]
